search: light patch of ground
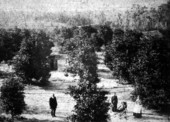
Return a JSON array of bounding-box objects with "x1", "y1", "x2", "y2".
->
[{"x1": 0, "y1": 63, "x2": 14, "y2": 73}]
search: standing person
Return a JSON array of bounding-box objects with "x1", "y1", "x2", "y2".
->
[
  {"x1": 133, "y1": 96, "x2": 142, "y2": 118},
  {"x1": 111, "y1": 92, "x2": 118, "y2": 112},
  {"x1": 49, "y1": 94, "x2": 57, "y2": 117}
]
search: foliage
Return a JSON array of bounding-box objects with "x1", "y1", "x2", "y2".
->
[
  {"x1": 112, "y1": 2, "x2": 170, "y2": 31},
  {"x1": 0, "y1": 76, "x2": 26, "y2": 118},
  {"x1": 105, "y1": 28, "x2": 170, "y2": 110},
  {"x1": 13, "y1": 30, "x2": 54, "y2": 85},
  {"x1": 67, "y1": 29, "x2": 110, "y2": 122},
  {"x1": 105, "y1": 29, "x2": 142, "y2": 83},
  {"x1": 158, "y1": 0, "x2": 170, "y2": 29},
  {"x1": 56, "y1": 25, "x2": 113, "y2": 53},
  {"x1": 95, "y1": 25, "x2": 113, "y2": 48},
  {"x1": 55, "y1": 27, "x2": 75, "y2": 53},
  {"x1": 67, "y1": 13, "x2": 93, "y2": 26},
  {"x1": 0, "y1": 27, "x2": 28, "y2": 62},
  {"x1": 132, "y1": 32, "x2": 170, "y2": 110}
]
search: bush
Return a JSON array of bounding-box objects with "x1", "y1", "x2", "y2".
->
[
  {"x1": 0, "y1": 76, "x2": 26, "y2": 119},
  {"x1": 13, "y1": 30, "x2": 54, "y2": 85},
  {"x1": 132, "y1": 32, "x2": 170, "y2": 110},
  {"x1": 0, "y1": 28, "x2": 28, "y2": 62},
  {"x1": 95, "y1": 25, "x2": 113, "y2": 46},
  {"x1": 67, "y1": 29, "x2": 110, "y2": 122},
  {"x1": 105, "y1": 29, "x2": 142, "y2": 83},
  {"x1": 54, "y1": 27, "x2": 77, "y2": 53}
]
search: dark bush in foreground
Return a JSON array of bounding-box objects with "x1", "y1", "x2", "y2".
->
[
  {"x1": 0, "y1": 76, "x2": 26, "y2": 120},
  {"x1": 132, "y1": 32, "x2": 170, "y2": 110}
]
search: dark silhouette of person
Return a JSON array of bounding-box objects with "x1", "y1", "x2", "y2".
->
[
  {"x1": 111, "y1": 92, "x2": 118, "y2": 112},
  {"x1": 49, "y1": 94, "x2": 57, "y2": 117}
]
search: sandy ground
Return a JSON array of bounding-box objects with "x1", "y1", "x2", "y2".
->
[{"x1": 0, "y1": 52, "x2": 170, "y2": 122}]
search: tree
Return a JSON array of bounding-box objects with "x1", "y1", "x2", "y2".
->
[
  {"x1": 105, "y1": 29, "x2": 142, "y2": 83},
  {"x1": 13, "y1": 30, "x2": 54, "y2": 85},
  {"x1": 158, "y1": 0, "x2": 170, "y2": 30},
  {"x1": 67, "y1": 28, "x2": 110, "y2": 122},
  {"x1": 0, "y1": 28, "x2": 27, "y2": 62},
  {"x1": 132, "y1": 32, "x2": 170, "y2": 110},
  {"x1": 0, "y1": 76, "x2": 26, "y2": 120},
  {"x1": 56, "y1": 25, "x2": 113, "y2": 53},
  {"x1": 131, "y1": 1, "x2": 170, "y2": 110}
]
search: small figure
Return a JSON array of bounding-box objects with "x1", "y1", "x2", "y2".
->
[
  {"x1": 117, "y1": 102, "x2": 127, "y2": 112},
  {"x1": 49, "y1": 94, "x2": 57, "y2": 117},
  {"x1": 116, "y1": 102, "x2": 127, "y2": 119},
  {"x1": 111, "y1": 92, "x2": 118, "y2": 112},
  {"x1": 133, "y1": 96, "x2": 142, "y2": 118}
]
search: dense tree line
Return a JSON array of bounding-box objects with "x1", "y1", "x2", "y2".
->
[{"x1": 104, "y1": 28, "x2": 170, "y2": 110}]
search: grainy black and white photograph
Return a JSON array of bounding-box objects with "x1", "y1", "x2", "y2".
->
[{"x1": 0, "y1": 0, "x2": 170, "y2": 122}]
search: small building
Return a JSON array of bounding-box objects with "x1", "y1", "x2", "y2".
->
[{"x1": 48, "y1": 55, "x2": 59, "y2": 71}]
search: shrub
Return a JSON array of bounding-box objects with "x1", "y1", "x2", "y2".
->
[
  {"x1": 95, "y1": 25, "x2": 113, "y2": 46},
  {"x1": 67, "y1": 29, "x2": 110, "y2": 122},
  {"x1": 132, "y1": 32, "x2": 170, "y2": 110},
  {"x1": 13, "y1": 30, "x2": 54, "y2": 85},
  {"x1": 105, "y1": 29, "x2": 142, "y2": 83},
  {"x1": 0, "y1": 28, "x2": 28, "y2": 62},
  {"x1": 0, "y1": 76, "x2": 26, "y2": 119}
]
